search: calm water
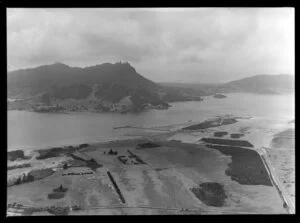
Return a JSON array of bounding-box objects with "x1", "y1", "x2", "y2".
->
[{"x1": 7, "y1": 93, "x2": 294, "y2": 151}]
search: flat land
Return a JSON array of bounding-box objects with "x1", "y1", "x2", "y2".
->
[{"x1": 7, "y1": 138, "x2": 286, "y2": 215}]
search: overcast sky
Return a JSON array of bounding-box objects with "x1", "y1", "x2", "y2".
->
[{"x1": 7, "y1": 8, "x2": 294, "y2": 83}]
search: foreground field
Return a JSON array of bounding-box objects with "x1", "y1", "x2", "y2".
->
[{"x1": 7, "y1": 138, "x2": 286, "y2": 215}]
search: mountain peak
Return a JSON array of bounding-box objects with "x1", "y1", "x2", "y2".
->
[
  {"x1": 114, "y1": 61, "x2": 134, "y2": 67},
  {"x1": 112, "y1": 61, "x2": 136, "y2": 73},
  {"x1": 114, "y1": 61, "x2": 129, "y2": 65}
]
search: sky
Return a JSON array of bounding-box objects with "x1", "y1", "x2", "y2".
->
[{"x1": 7, "y1": 8, "x2": 294, "y2": 83}]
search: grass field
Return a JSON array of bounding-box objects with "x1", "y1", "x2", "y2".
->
[{"x1": 7, "y1": 139, "x2": 286, "y2": 215}]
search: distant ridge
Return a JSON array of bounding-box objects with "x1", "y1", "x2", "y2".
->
[
  {"x1": 160, "y1": 74, "x2": 294, "y2": 96},
  {"x1": 217, "y1": 74, "x2": 294, "y2": 94}
]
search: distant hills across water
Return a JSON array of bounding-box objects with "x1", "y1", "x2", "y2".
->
[{"x1": 7, "y1": 62, "x2": 294, "y2": 113}]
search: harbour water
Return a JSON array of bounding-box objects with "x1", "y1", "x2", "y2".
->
[{"x1": 7, "y1": 93, "x2": 294, "y2": 151}]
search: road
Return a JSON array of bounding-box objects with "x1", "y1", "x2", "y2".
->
[{"x1": 258, "y1": 147, "x2": 295, "y2": 214}]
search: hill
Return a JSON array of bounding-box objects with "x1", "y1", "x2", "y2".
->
[
  {"x1": 7, "y1": 62, "x2": 201, "y2": 113},
  {"x1": 7, "y1": 62, "x2": 158, "y2": 97},
  {"x1": 217, "y1": 74, "x2": 294, "y2": 94},
  {"x1": 159, "y1": 83, "x2": 219, "y2": 99},
  {"x1": 161, "y1": 74, "x2": 294, "y2": 97}
]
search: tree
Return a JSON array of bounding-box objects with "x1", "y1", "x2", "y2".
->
[
  {"x1": 27, "y1": 173, "x2": 34, "y2": 182},
  {"x1": 15, "y1": 177, "x2": 21, "y2": 185},
  {"x1": 63, "y1": 163, "x2": 68, "y2": 169},
  {"x1": 283, "y1": 202, "x2": 287, "y2": 208}
]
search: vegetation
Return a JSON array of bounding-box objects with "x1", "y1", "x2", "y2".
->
[
  {"x1": 8, "y1": 168, "x2": 55, "y2": 187},
  {"x1": 40, "y1": 92, "x2": 51, "y2": 105},
  {"x1": 206, "y1": 144, "x2": 272, "y2": 186},
  {"x1": 7, "y1": 163, "x2": 31, "y2": 170},
  {"x1": 7, "y1": 150, "x2": 30, "y2": 161},
  {"x1": 107, "y1": 171, "x2": 126, "y2": 204},
  {"x1": 50, "y1": 84, "x2": 92, "y2": 100},
  {"x1": 47, "y1": 206, "x2": 70, "y2": 215},
  {"x1": 36, "y1": 146, "x2": 80, "y2": 160},
  {"x1": 183, "y1": 118, "x2": 238, "y2": 130},
  {"x1": 47, "y1": 185, "x2": 68, "y2": 200},
  {"x1": 230, "y1": 133, "x2": 244, "y2": 139},
  {"x1": 213, "y1": 131, "x2": 228, "y2": 137},
  {"x1": 136, "y1": 142, "x2": 161, "y2": 149},
  {"x1": 47, "y1": 192, "x2": 65, "y2": 200},
  {"x1": 13, "y1": 173, "x2": 35, "y2": 186},
  {"x1": 62, "y1": 172, "x2": 93, "y2": 176},
  {"x1": 160, "y1": 83, "x2": 218, "y2": 97},
  {"x1": 29, "y1": 168, "x2": 55, "y2": 180},
  {"x1": 162, "y1": 87, "x2": 203, "y2": 102},
  {"x1": 63, "y1": 163, "x2": 68, "y2": 170},
  {"x1": 33, "y1": 104, "x2": 64, "y2": 113},
  {"x1": 191, "y1": 182, "x2": 227, "y2": 207},
  {"x1": 95, "y1": 83, "x2": 132, "y2": 102},
  {"x1": 214, "y1": 94, "x2": 227, "y2": 99},
  {"x1": 36, "y1": 147, "x2": 64, "y2": 159},
  {"x1": 69, "y1": 153, "x2": 103, "y2": 171},
  {"x1": 108, "y1": 149, "x2": 118, "y2": 155},
  {"x1": 132, "y1": 88, "x2": 167, "y2": 106},
  {"x1": 85, "y1": 159, "x2": 103, "y2": 171},
  {"x1": 79, "y1": 143, "x2": 90, "y2": 149},
  {"x1": 201, "y1": 138, "x2": 254, "y2": 148}
]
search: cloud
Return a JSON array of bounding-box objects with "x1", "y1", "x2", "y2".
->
[{"x1": 7, "y1": 8, "x2": 294, "y2": 82}]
